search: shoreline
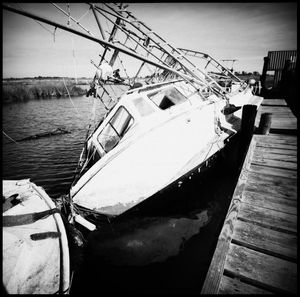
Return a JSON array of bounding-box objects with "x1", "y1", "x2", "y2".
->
[{"x1": 2, "y1": 78, "x2": 91, "y2": 103}]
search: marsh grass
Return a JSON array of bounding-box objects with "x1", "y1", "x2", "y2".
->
[{"x1": 2, "y1": 78, "x2": 89, "y2": 103}]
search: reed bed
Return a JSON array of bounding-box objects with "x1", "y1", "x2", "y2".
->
[{"x1": 2, "y1": 78, "x2": 89, "y2": 103}]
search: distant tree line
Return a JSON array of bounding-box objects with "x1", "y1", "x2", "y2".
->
[{"x1": 3, "y1": 76, "x2": 91, "y2": 81}]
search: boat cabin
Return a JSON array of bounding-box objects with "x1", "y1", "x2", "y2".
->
[{"x1": 80, "y1": 79, "x2": 208, "y2": 175}]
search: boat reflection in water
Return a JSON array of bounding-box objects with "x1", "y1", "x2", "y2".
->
[{"x1": 87, "y1": 208, "x2": 211, "y2": 267}]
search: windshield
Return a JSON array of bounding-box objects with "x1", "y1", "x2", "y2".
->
[{"x1": 97, "y1": 106, "x2": 134, "y2": 153}]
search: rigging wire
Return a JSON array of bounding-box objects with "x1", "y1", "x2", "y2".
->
[
  {"x1": 78, "y1": 6, "x2": 91, "y2": 22},
  {"x1": 62, "y1": 77, "x2": 81, "y2": 118},
  {"x1": 16, "y1": 3, "x2": 56, "y2": 39}
]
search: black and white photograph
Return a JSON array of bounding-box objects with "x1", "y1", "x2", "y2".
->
[{"x1": 2, "y1": 2, "x2": 297, "y2": 294}]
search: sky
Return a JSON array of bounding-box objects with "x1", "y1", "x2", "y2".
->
[{"x1": 2, "y1": 2, "x2": 297, "y2": 78}]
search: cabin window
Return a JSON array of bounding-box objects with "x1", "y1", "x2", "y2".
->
[
  {"x1": 132, "y1": 97, "x2": 156, "y2": 117},
  {"x1": 97, "y1": 106, "x2": 134, "y2": 153},
  {"x1": 148, "y1": 87, "x2": 187, "y2": 110}
]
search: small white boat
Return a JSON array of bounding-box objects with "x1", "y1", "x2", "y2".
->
[
  {"x1": 3, "y1": 179, "x2": 70, "y2": 294},
  {"x1": 69, "y1": 79, "x2": 262, "y2": 227}
]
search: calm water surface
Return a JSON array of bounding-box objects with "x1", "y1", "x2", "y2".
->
[
  {"x1": 2, "y1": 95, "x2": 108, "y2": 198},
  {"x1": 3, "y1": 94, "x2": 241, "y2": 293}
]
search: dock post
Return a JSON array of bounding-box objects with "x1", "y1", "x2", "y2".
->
[
  {"x1": 260, "y1": 56, "x2": 269, "y2": 95},
  {"x1": 257, "y1": 113, "x2": 272, "y2": 135},
  {"x1": 279, "y1": 59, "x2": 292, "y2": 97},
  {"x1": 238, "y1": 104, "x2": 257, "y2": 164}
]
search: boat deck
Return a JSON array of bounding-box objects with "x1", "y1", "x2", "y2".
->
[{"x1": 201, "y1": 98, "x2": 297, "y2": 294}]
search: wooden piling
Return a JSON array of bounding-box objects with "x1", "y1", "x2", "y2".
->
[
  {"x1": 260, "y1": 56, "x2": 270, "y2": 92},
  {"x1": 257, "y1": 113, "x2": 272, "y2": 135},
  {"x1": 238, "y1": 104, "x2": 257, "y2": 163}
]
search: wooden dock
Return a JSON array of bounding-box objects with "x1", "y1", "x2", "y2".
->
[
  {"x1": 201, "y1": 98, "x2": 297, "y2": 294},
  {"x1": 255, "y1": 98, "x2": 297, "y2": 133}
]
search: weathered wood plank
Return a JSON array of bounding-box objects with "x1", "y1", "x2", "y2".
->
[
  {"x1": 244, "y1": 180, "x2": 296, "y2": 201},
  {"x1": 258, "y1": 106, "x2": 295, "y2": 113},
  {"x1": 251, "y1": 158, "x2": 297, "y2": 171},
  {"x1": 257, "y1": 133, "x2": 297, "y2": 140},
  {"x1": 225, "y1": 244, "x2": 297, "y2": 293},
  {"x1": 200, "y1": 138, "x2": 256, "y2": 294},
  {"x1": 256, "y1": 113, "x2": 295, "y2": 120},
  {"x1": 233, "y1": 219, "x2": 297, "y2": 260},
  {"x1": 253, "y1": 151, "x2": 297, "y2": 163},
  {"x1": 249, "y1": 164, "x2": 297, "y2": 179},
  {"x1": 254, "y1": 134, "x2": 297, "y2": 142},
  {"x1": 262, "y1": 99, "x2": 287, "y2": 106},
  {"x1": 253, "y1": 136, "x2": 297, "y2": 146},
  {"x1": 254, "y1": 146, "x2": 297, "y2": 156},
  {"x1": 256, "y1": 115, "x2": 295, "y2": 121},
  {"x1": 238, "y1": 203, "x2": 297, "y2": 233},
  {"x1": 242, "y1": 190, "x2": 297, "y2": 215},
  {"x1": 254, "y1": 142, "x2": 297, "y2": 151},
  {"x1": 255, "y1": 118, "x2": 297, "y2": 129},
  {"x1": 257, "y1": 110, "x2": 295, "y2": 116},
  {"x1": 218, "y1": 274, "x2": 273, "y2": 294},
  {"x1": 247, "y1": 171, "x2": 297, "y2": 188}
]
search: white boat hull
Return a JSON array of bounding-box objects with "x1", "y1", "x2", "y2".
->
[{"x1": 3, "y1": 180, "x2": 70, "y2": 294}]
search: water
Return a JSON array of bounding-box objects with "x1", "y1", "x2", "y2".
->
[
  {"x1": 2, "y1": 96, "x2": 108, "y2": 198},
  {"x1": 2, "y1": 95, "x2": 242, "y2": 293}
]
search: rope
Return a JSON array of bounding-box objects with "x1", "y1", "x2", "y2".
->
[
  {"x1": 2, "y1": 130, "x2": 19, "y2": 144},
  {"x1": 117, "y1": 55, "x2": 131, "y2": 84},
  {"x1": 62, "y1": 77, "x2": 81, "y2": 117},
  {"x1": 71, "y1": 37, "x2": 78, "y2": 84}
]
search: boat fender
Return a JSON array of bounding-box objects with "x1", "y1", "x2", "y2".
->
[{"x1": 74, "y1": 214, "x2": 96, "y2": 231}]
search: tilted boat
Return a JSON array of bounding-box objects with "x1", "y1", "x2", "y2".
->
[
  {"x1": 2, "y1": 180, "x2": 70, "y2": 294},
  {"x1": 3, "y1": 3, "x2": 263, "y2": 232},
  {"x1": 69, "y1": 78, "x2": 261, "y2": 225}
]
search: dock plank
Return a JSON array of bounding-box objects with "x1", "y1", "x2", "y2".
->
[
  {"x1": 245, "y1": 178, "x2": 297, "y2": 200},
  {"x1": 224, "y1": 243, "x2": 297, "y2": 294},
  {"x1": 254, "y1": 135, "x2": 297, "y2": 146},
  {"x1": 253, "y1": 151, "x2": 297, "y2": 163},
  {"x1": 232, "y1": 219, "x2": 297, "y2": 261},
  {"x1": 254, "y1": 146, "x2": 297, "y2": 156},
  {"x1": 238, "y1": 203, "x2": 297, "y2": 233},
  {"x1": 251, "y1": 157, "x2": 297, "y2": 171},
  {"x1": 247, "y1": 171, "x2": 297, "y2": 187},
  {"x1": 261, "y1": 99, "x2": 287, "y2": 106},
  {"x1": 258, "y1": 106, "x2": 295, "y2": 113},
  {"x1": 258, "y1": 133, "x2": 297, "y2": 140},
  {"x1": 255, "y1": 117, "x2": 297, "y2": 130},
  {"x1": 242, "y1": 190, "x2": 297, "y2": 215},
  {"x1": 249, "y1": 164, "x2": 297, "y2": 179},
  {"x1": 254, "y1": 142, "x2": 297, "y2": 151},
  {"x1": 218, "y1": 274, "x2": 273, "y2": 294}
]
